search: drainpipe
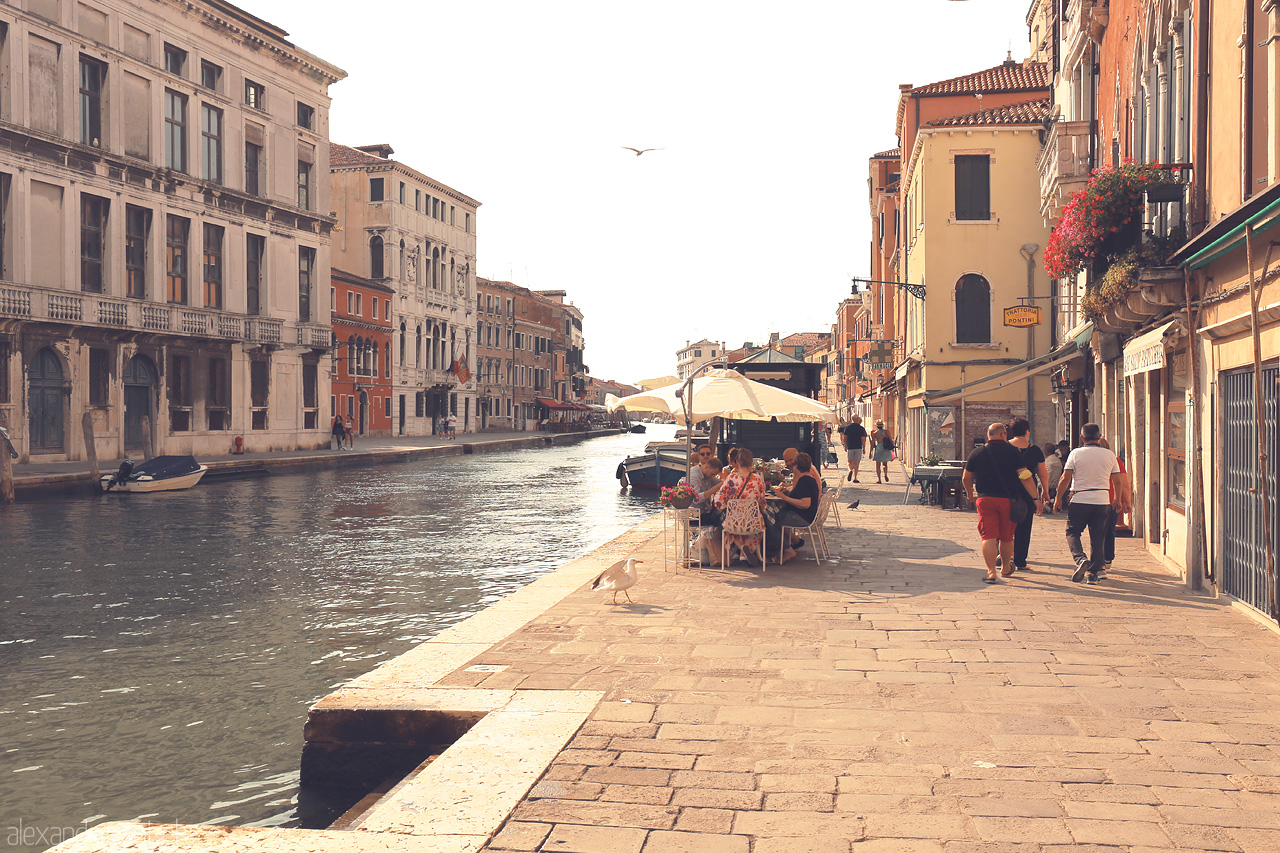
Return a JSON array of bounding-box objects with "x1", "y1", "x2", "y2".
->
[
  {"x1": 1192, "y1": 0, "x2": 1210, "y2": 231},
  {"x1": 1021, "y1": 244, "x2": 1040, "y2": 421},
  {"x1": 1244, "y1": 2, "x2": 1255, "y2": 201}
]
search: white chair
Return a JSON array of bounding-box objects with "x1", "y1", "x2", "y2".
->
[
  {"x1": 721, "y1": 497, "x2": 767, "y2": 571},
  {"x1": 822, "y1": 478, "x2": 842, "y2": 525},
  {"x1": 778, "y1": 490, "x2": 834, "y2": 565}
]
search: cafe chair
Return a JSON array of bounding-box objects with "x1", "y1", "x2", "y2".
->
[
  {"x1": 721, "y1": 498, "x2": 767, "y2": 572},
  {"x1": 822, "y1": 479, "x2": 842, "y2": 525},
  {"x1": 778, "y1": 490, "x2": 835, "y2": 565}
]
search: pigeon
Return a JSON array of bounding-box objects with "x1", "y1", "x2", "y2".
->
[
  {"x1": 847, "y1": 500, "x2": 860, "y2": 510},
  {"x1": 622, "y1": 147, "x2": 663, "y2": 157},
  {"x1": 591, "y1": 558, "x2": 642, "y2": 604}
]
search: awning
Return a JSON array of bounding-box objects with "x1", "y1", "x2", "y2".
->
[
  {"x1": 1121, "y1": 319, "x2": 1183, "y2": 375},
  {"x1": 924, "y1": 346, "x2": 1080, "y2": 406},
  {"x1": 1073, "y1": 322, "x2": 1096, "y2": 349},
  {"x1": 534, "y1": 397, "x2": 576, "y2": 410}
]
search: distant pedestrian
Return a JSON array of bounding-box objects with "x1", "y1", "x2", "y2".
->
[
  {"x1": 962, "y1": 423, "x2": 1039, "y2": 583},
  {"x1": 812, "y1": 422, "x2": 830, "y2": 471},
  {"x1": 870, "y1": 420, "x2": 894, "y2": 483},
  {"x1": 842, "y1": 415, "x2": 868, "y2": 482},
  {"x1": 447, "y1": 412, "x2": 458, "y2": 439},
  {"x1": 1006, "y1": 417, "x2": 1048, "y2": 572},
  {"x1": 331, "y1": 415, "x2": 346, "y2": 451},
  {"x1": 1052, "y1": 423, "x2": 1130, "y2": 584},
  {"x1": 344, "y1": 416, "x2": 356, "y2": 450},
  {"x1": 1043, "y1": 442, "x2": 1064, "y2": 504}
]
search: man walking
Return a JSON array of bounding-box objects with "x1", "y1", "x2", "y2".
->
[
  {"x1": 841, "y1": 415, "x2": 868, "y2": 483},
  {"x1": 1006, "y1": 417, "x2": 1048, "y2": 571},
  {"x1": 1053, "y1": 423, "x2": 1130, "y2": 584},
  {"x1": 962, "y1": 423, "x2": 1039, "y2": 583}
]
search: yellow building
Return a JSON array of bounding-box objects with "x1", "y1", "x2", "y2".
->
[{"x1": 895, "y1": 90, "x2": 1057, "y2": 463}]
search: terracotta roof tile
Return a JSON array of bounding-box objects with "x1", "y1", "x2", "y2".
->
[
  {"x1": 927, "y1": 97, "x2": 1051, "y2": 127},
  {"x1": 330, "y1": 143, "x2": 390, "y2": 168},
  {"x1": 910, "y1": 60, "x2": 1050, "y2": 95},
  {"x1": 872, "y1": 147, "x2": 901, "y2": 159}
]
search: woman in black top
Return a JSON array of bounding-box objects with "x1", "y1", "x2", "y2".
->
[
  {"x1": 331, "y1": 415, "x2": 346, "y2": 451},
  {"x1": 1007, "y1": 417, "x2": 1048, "y2": 571}
]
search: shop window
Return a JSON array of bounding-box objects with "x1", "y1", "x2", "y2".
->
[
  {"x1": 88, "y1": 348, "x2": 109, "y2": 406},
  {"x1": 208, "y1": 357, "x2": 229, "y2": 430},
  {"x1": 1166, "y1": 350, "x2": 1188, "y2": 511}
]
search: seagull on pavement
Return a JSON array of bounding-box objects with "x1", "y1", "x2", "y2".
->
[
  {"x1": 622, "y1": 147, "x2": 663, "y2": 157},
  {"x1": 592, "y1": 558, "x2": 642, "y2": 604}
]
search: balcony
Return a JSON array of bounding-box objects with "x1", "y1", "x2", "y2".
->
[
  {"x1": 1037, "y1": 118, "x2": 1092, "y2": 225},
  {"x1": 0, "y1": 281, "x2": 316, "y2": 349}
]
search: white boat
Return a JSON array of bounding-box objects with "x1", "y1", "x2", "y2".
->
[{"x1": 101, "y1": 455, "x2": 209, "y2": 493}]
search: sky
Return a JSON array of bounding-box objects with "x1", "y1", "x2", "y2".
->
[{"x1": 249, "y1": 0, "x2": 1038, "y2": 385}]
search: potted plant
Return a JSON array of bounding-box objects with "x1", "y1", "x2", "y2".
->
[{"x1": 658, "y1": 482, "x2": 699, "y2": 509}]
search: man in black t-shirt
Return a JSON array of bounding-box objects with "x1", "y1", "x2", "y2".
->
[
  {"x1": 841, "y1": 415, "x2": 868, "y2": 483},
  {"x1": 962, "y1": 423, "x2": 1038, "y2": 583}
]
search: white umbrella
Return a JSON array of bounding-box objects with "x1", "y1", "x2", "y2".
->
[{"x1": 607, "y1": 369, "x2": 838, "y2": 424}]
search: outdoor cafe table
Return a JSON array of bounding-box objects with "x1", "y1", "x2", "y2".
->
[{"x1": 909, "y1": 462, "x2": 967, "y2": 509}]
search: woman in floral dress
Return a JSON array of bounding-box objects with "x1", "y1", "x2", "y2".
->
[{"x1": 713, "y1": 447, "x2": 766, "y2": 567}]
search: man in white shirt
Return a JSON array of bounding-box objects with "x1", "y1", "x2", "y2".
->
[{"x1": 1052, "y1": 422, "x2": 1131, "y2": 584}]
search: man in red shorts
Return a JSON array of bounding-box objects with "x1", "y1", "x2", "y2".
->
[{"x1": 962, "y1": 422, "x2": 1039, "y2": 583}]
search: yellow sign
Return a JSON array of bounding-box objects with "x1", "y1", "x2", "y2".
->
[{"x1": 1003, "y1": 305, "x2": 1042, "y2": 327}]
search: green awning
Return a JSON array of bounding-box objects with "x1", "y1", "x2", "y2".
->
[{"x1": 1073, "y1": 323, "x2": 1096, "y2": 349}]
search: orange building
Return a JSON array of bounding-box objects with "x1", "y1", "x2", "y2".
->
[{"x1": 331, "y1": 269, "x2": 394, "y2": 437}]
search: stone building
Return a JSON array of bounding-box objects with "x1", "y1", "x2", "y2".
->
[
  {"x1": 676, "y1": 339, "x2": 722, "y2": 380},
  {"x1": 474, "y1": 278, "x2": 557, "y2": 431},
  {"x1": 328, "y1": 143, "x2": 479, "y2": 436},
  {"x1": 534, "y1": 289, "x2": 586, "y2": 404},
  {"x1": 0, "y1": 0, "x2": 345, "y2": 462}
]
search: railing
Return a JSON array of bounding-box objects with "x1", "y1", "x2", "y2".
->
[
  {"x1": 1037, "y1": 118, "x2": 1092, "y2": 224},
  {"x1": 0, "y1": 281, "x2": 321, "y2": 348}
]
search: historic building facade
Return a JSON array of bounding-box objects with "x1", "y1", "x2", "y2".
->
[
  {"x1": 330, "y1": 268, "x2": 392, "y2": 437},
  {"x1": 328, "y1": 143, "x2": 479, "y2": 436},
  {"x1": 0, "y1": 0, "x2": 344, "y2": 462},
  {"x1": 676, "y1": 339, "x2": 723, "y2": 380},
  {"x1": 475, "y1": 278, "x2": 558, "y2": 431}
]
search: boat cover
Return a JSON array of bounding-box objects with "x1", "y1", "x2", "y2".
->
[{"x1": 130, "y1": 455, "x2": 202, "y2": 479}]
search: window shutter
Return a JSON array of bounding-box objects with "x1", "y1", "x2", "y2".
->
[{"x1": 954, "y1": 155, "x2": 990, "y2": 221}]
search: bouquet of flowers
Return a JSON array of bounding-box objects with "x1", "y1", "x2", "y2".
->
[
  {"x1": 755, "y1": 459, "x2": 787, "y2": 486},
  {"x1": 658, "y1": 482, "x2": 699, "y2": 509}
]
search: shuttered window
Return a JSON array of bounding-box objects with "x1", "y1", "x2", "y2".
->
[
  {"x1": 955, "y1": 274, "x2": 991, "y2": 343},
  {"x1": 954, "y1": 154, "x2": 990, "y2": 221}
]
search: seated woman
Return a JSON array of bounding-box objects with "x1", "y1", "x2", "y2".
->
[
  {"x1": 768, "y1": 452, "x2": 820, "y2": 564},
  {"x1": 712, "y1": 447, "x2": 766, "y2": 568}
]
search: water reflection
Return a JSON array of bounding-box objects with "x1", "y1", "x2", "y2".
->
[{"x1": 0, "y1": 428, "x2": 668, "y2": 851}]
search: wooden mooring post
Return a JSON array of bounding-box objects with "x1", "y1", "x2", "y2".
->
[{"x1": 0, "y1": 429, "x2": 13, "y2": 506}]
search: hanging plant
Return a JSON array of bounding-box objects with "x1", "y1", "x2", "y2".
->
[
  {"x1": 1082, "y1": 251, "x2": 1139, "y2": 321},
  {"x1": 1044, "y1": 162, "x2": 1176, "y2": 280}
]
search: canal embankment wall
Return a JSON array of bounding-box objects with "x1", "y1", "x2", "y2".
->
[{"x1": 8, "y1": 428, "x2": 626, "y2": 498}]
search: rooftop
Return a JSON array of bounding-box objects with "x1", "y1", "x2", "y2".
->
[{"x1": 926, "y1": 97, "x2": 1051, "y2": 127}]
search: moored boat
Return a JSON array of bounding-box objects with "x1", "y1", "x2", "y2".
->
[
  {"x1": 101, "y1": 455, "x2": 209, "y2": 493},
  {"x1": 616, "y1": 448, "x2": 687, "y2": 490}
]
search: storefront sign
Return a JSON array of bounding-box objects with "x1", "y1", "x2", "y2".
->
[
  {"x1": 1003, "y1": 306, "x2": 1042, "y2": 327},
  {"x1": 1122, "y1": 320, "x2": 1179, "y2": 375}
]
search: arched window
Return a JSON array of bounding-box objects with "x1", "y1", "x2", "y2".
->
[
  {"x1": 431, "y1": 248, "x2": 440, "y2": 289},
  {"x1": 415, "y1": 325, "x2": 422, "y2": 367},
  {"x1": 347, "y1": 335, "x2": 356, "y2": 375},
  {"x1": 399, "y1": 240, "x2": 405, "y2": 281},
  {"x1": 399, "y1": 322, "x2": 406, "y2": 365},
  {"x1": 955, "y1": 274, "x2": 991, "y2": 344},
  {"x1": 370, "y1": 236, "x2": 384, "y2": 279},
  {"x1": 384, "y1": 341, "x2": 390, "y2": 377}
]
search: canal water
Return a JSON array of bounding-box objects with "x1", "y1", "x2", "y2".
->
[{"x1": 0, "y1": 427, "x2": 673, "y2": 851}]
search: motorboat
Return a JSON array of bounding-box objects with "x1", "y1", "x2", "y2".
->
[
  {"x1": 616, "y1": 447, "x2": 687, "y2": 490},
  {"x1": 101, "y1": 455, "x2": 208, "y2": 493}
]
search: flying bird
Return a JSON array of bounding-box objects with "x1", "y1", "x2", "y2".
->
[
  {"x1": 591, "y1": 558, "x2": 642, "y2": 604},
  {"x1": 622, "y1": 147, "x2": 663, "y2": 157}
]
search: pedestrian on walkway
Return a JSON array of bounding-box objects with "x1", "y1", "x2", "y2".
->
[
  {"x1": 870, "y1": 420, "x2": 894, "y2": 483},
  {"x1": 331, "y1": 415, "x2": 346, "y2": 451},
  {"x1": 962, "y1": 423, "x2": 1039, "y2": 584},
  {"x1": 1043, "y1": 442, "x2": 1064, "y2": 504},
  {"x1": 447, "y1": 412, "x2": 458, "y2": 439},
  {"x1": 842, "y1": 415, "x2": 867, "y2": 482},
  {"x1": 1006, "y1": 417, "x2": 1048, "y2": 572},
  {"x1": 344, "y1": 416, "x2": 356, "y2": 450},
  {"x1": 1096, "y1": 437, "x2": 1130, "y2": 579},
  {"x1": 1052, "y1": 423, "x2": 1130, "y2": 584}
]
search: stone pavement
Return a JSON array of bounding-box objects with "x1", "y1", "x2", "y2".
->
[{"x1": 439, "y1": 469, "x2": 1280, "y2": 853}]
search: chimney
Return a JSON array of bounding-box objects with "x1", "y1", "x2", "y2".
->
[{"x1": 354, "y1": 143, "x2": 395, "y2": 159}]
